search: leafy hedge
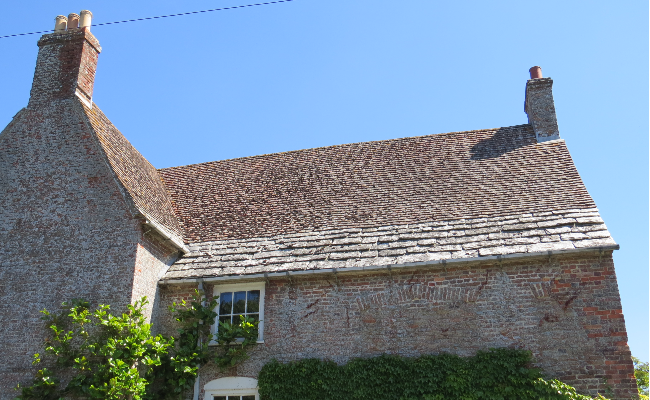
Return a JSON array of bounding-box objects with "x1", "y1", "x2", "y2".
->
[{"x1": 258, "y1": 349, "x2": 606, "y2": 400}]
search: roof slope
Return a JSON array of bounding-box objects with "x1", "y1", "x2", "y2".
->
[
  {"x1": 79, "y1": 102, "x2": 183, "y2": 240},
  {"x1": 158, "y1": 125, "x2": 595, "y2": 243}
]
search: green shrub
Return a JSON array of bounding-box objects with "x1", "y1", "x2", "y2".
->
[{"x1": 258, "y1": 349, "x2": 607, "y2": 400}]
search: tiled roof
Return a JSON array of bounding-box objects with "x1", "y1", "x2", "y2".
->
[
  {"x1": 163, "y1": 208, "x2": 616, "y2": 280},
  {"x1": 158, "y1": 125, "x2": 595, "y2": 244},
  {"x1": 79, "y1": 102, "x2": 184, "y2": 240}
]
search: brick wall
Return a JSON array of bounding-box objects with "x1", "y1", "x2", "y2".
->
[
  {"x1": 29, "y1": 29, "x2": 100, "y2": 107},
  {"x1": 0, "y1": 98, "x2": 174, "y2": 397},
  {"x1": 160, "y1": 251, "x2": 637, "y2": 399},
  {"x1": 0, "y1": 99, "x2": 135, "y2": 395}
]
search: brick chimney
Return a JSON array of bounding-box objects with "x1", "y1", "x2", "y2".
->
[
  {"x1": 524, "y1": 66, "x2": 560, "y2": 142},
  {"x1": 28, "y1": 11, "x2": 101, "y2": 108}
]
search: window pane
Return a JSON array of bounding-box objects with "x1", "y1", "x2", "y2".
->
[
  {"x1": 233, "y1": 314, "x2": 243, "y2": 326},
  {"x1": 213, "y1": 397, "x2": 227, "y2": 400},
  {"x1": 219, "y1": 292, "x2": 233, "y2": 315},
  {"x1": 233, "y1": 291, "x2": 246, "y2": 313},
  {"x1": 247, "y1": 313, "x2": 259, "y2": 323},
  {"x1": 219, "y1": 315, "x2": 232, "y2": 325},
  {"x1": 243, "y1": 396, "x2": 256, "y2": 400},
  {"x1": 247, "y1": 290, "x2": 260, "y2": 313}
]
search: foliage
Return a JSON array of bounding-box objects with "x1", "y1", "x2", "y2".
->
[
  {"x1": 16, "y1": 298, "x2": 171, "y2": 400},
  {"x1": 633, "y1": 357, "x2": 649, "y2": 399},
  {"x1": 143, "y1": 290, "x2": 218, "y2": 399},
  {"x1": 16, "y1": 291, "x2": 259, "y2": 400},
  {"x1": 213, "y1": 315, "x2": 259, "y2": 369},
  {"x1": 258, "y1": 348, "x2": 609, "y2": 400}
]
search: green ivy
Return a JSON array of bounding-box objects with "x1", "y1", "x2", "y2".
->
[{"x1": 258, "y1": 349, "x2": 610, "y2": 400}]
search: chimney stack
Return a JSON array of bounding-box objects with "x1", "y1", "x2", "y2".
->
[
  {"x1": 28, "y1": 11, "x2": 101, "y2": 108},
  {"x1": 524, "y1": 66, "x2": 560, "y2": 142}
]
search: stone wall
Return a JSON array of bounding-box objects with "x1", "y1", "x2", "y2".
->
[
  {"x1": 0, "y1": 98, "x2": 175, "y2": 398},
  {"x1": 133, "y1": 231, "x2": 180, "y2": 325},
  {"x1": 0, "y1": 99, "x2": 140, "y2": 396},
  {"x1": 160, "y1": 251, "x2": 637, "y2": 399}
]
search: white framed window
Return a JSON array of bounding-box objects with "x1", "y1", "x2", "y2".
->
[
  {"x1": 212, "y1": 282, "x2": 265, "y2": 343},
  {"x1": 204, "y1": 377, "x2": 259, "y2": 400}
]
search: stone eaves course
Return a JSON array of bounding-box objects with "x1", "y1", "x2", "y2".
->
[{"x1": 163, "y1": 207, "x2": 616, "y2": 280}]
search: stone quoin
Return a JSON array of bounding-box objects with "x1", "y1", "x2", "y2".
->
[{"x1": 0, "y1": 11, "x2": 638, "y2": 400}]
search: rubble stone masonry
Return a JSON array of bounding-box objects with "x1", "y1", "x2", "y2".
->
[
  {"x1": 0, "y1": 99, "x2": 176, "y2": 397},
  {"x1": 161, "y1": 252, "x2": 637, "y2": 399}
]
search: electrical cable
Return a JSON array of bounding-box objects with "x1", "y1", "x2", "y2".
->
[{"x1": 0, "y1": 0, "x2": 295, "y2": 40}]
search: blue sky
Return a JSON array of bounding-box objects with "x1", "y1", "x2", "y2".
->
[{"x1": 0, "y1": 1, "x2": 647, "y2": 361}]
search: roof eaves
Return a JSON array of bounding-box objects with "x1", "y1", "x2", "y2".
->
[
  {"x1": 160, "y1": 244, "x2": 619, "y2": 285},
  {"x1": 143, "y1": 215, "x2": 189, "y2": 253}
]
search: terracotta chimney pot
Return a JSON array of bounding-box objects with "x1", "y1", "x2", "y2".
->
[
  {"x1": 529, "y1": 66, "x2": 543, "y2": 79},
  {"x1": 54, "y1": 15, "x2": 67, "y2": 32},
  {"x1": 67, "y1": 13, "x2": 80, "y2": 30},
  {"x1": 79, "y1": 10, "x2": 93, "y2": 30}
]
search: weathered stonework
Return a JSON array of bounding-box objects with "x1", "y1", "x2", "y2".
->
[
  {"x1": 0, "y1": 29, "x2": 179, "y2": 397},
  {"x1": 161, "y1": 252, "x2": 637, "y2": 400},
  {"x1": 525, "y1": 77, "x2": 560, "y2": 142}
]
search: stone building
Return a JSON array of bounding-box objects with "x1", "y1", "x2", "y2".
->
[{"x1": 0, "y1": 11, "x2": 638, "y2": 400}]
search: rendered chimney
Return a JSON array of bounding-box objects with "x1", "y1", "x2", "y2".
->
[
  {"x1": 54, "y1": 15, "x2": 67, "y2": 32},
  {"x1": 28, "y1": 12, "x2": 102, "y2": 108},
  {"x1": 524, "y1": 66, "x2": 560, "y2": 142}
]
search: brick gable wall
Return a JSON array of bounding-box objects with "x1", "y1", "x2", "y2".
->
[
  {"x1": 0, "y1": 98, "x2": 177, "y2": 397},
  {"x1": 0, "y1": 99, "x2": 139, "y2": 394}
]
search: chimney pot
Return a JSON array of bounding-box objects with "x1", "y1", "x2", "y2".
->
[
  {"x1": 54, "y1": 15, "x2": 67, "y2": 32},
  {"x1": 79, "y1": 10, "x2": 93, "y2": 30},
  {"x1": 529, "y1": 66, "x2": 543, "y2": 79},
  {"x1": 67, "y1": 13, "x2": 80, "y2": 30}
]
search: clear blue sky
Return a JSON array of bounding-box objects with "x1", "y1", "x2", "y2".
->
[{"x1": 1, "y1": 1, "x2": 647, "y2": 361}]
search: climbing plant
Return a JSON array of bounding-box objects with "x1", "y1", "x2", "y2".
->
[
  {"x1": 15, "y1": 290, "x2": 259, "y2": 400},
  {"x1": 15, "y1": 298, "x2": 171, "y2": 400},
  {"x1": 258, "y1": 349, "x2": 610, "y2": 400},
  {"x1": 213, "y1": 315, "x2": 259, "y2": 370}
]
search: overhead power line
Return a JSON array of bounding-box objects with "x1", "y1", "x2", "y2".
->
[{"x1": 0, "y1": 0, "x2": 295, "y2": 40}]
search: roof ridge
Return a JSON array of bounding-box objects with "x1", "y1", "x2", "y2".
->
[{"x1": 158, "y1": 124, "x2": 532, "y2": 171}]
